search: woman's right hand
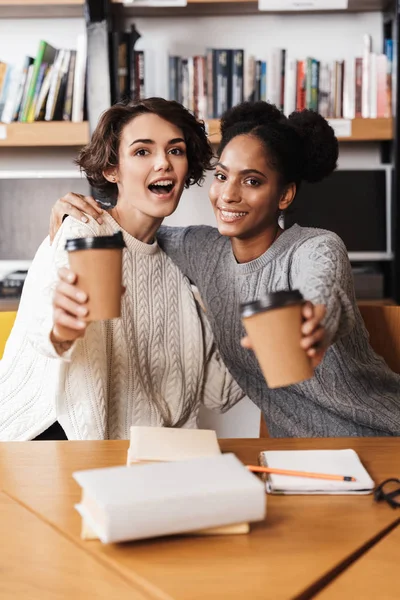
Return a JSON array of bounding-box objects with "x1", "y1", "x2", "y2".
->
[
  {"x1": 49, "y1": 193, "x2": 104, "y2": 243},
  {"x1": 51, "y1": 267, "x2": 89, "y2": 345}
]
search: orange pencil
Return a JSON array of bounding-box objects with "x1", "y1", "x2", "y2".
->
[{"x1": 247, "y1": 465, "x2": 357, "y2": 482}]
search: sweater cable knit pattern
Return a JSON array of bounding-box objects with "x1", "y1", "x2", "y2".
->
[
  {"x1": 157, "y1": 223, "x2": 400, "y2": 438},
  {"x1": 0, "y1": 212, "x2": 245, "y2": 441}
]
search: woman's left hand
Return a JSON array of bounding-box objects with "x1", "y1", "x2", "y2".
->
[{"x1": 241, "y1": 301, "x2": 327, "y2": 368}]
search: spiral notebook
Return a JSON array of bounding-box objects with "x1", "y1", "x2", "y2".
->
[{"x1": 259, "y1": 449, "x2": 375, "y2": 495}]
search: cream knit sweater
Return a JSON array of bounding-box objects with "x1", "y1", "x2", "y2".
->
[{"x1": 0, "y1": 213, "x2": 244, "y2": 441}]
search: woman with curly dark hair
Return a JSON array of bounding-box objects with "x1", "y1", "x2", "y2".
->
[
  {"x1": 0, "y1": 98, "x2": 246, "y2": 440},
  {"x1": 49, "y1": 100, "x2": 400, "y2": 438}
]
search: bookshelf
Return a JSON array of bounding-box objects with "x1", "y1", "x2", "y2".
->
[
  {"x1": 0, "y1": 122, "x2": 89, "y2": 147},
  {"x1": 207, "y1": 118, "x2": 393, "y2": 144}
]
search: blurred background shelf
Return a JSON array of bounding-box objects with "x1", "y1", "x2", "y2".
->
[
  {"x1": 207, "y1": 118, "x2": 393, "y2": 144},
  {"x1": 111, "y1": 0, "x2": 394, "y2": 17},
  {"x1": 0, "y1": 122, "x2": 89, "y2": 147},
  {"x1": 0, "y1": 0, "x2": 84, "y2": 18}
]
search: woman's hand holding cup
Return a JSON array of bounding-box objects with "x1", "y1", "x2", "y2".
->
[
  {"x1": 51, "y1": 267, "x2": 88, "y2": 348},
  {"x1": 241, "y1": 300, "x2": 327, "y2": 370}
]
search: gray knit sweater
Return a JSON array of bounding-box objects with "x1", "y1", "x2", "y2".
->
[{"x1": 158, "y1": 223, "x2": 400, "y2": 437}]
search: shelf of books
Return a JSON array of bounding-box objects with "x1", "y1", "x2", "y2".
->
[
  {"x1": 0, "y1": 121, "x2": 89, "y2": 147},
  {"x1": 207, "y1": 117, "x2": 393, "y2": 144},
  {"x1": 0, "y1": 36, "x2": 87, "y2": 145}
]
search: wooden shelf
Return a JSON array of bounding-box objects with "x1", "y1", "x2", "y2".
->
[
  {"x1": 207, "y1": 118, "x2": 393, "y2": 144},
  {"x1": 111, "y1": 0, "x2": 393, "y2": 17},
  {"x1": 0, "y1": 0, "x2": 84, "y2": 17},
  {"x1": 0, "y1": 122, "x2": 90, "y2": 147}
]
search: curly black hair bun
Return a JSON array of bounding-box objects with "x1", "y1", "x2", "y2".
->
[
  {"x1": 220, "y1": 101, "x2": 283, "y2": 138},
  {"x1": 288, "y1": 110, "x2": 338, "y2": 183}
]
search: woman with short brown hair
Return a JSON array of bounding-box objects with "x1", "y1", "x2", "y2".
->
[{"x1": 0, "y1": 98, "x2": 241, "y2": 440}]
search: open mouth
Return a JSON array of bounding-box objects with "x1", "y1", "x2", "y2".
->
[{"x1": 148, "y1": 180, "x2": 175, "y2": 196}]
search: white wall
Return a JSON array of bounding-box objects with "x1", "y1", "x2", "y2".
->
[{"x1": 0, "y1": 10, "x2": 386, "y2": 437}]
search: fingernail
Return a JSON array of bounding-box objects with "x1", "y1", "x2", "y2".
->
[
  {"x1": 77, "y1": 292, "x2": 87, "y2": 302},
  {"x1": 67, "y1": 273, "x2": 75, "y2": 283},
  {"x1": 97, "y1": 217, "x2": 103, "y2": 224},
  {"x1": 77, "y1": 321, "x2": 86, "y2": 328},
  {"x1": 81, "y1": 216, "x2": 88, "y2": 223},
  {"x1": 78, "y1": 307, "x2": 88, "y2": 316}
]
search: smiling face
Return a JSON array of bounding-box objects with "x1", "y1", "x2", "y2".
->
[
  {"x1": 209, "y1": 134, "x2": 295, "y2": 243},
  {"x1": 105, "y1": 112, "x2": 189, "y2": 219}
]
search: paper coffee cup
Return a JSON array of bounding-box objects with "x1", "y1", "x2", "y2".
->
[
  {"x1": 65, "y1": 231, "x2": 126, "y2": 321},
  {"x1": 241, "y1": 290, "x2": 314, "y2": 389}
]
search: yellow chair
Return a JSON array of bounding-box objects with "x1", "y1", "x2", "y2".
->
[{"x1": 0, "y1": 311, "x2": 17, "y2": 359}]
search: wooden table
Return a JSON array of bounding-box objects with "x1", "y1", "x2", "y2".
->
[
  {"x1": 0, "y1": 492, "x2": 149, "y2": 599},
  {"x1": 0, "y1": 437, "x2": 399, "y2": 600},
  {"x1": 315, "y1": 517, "x2": 400, "y2": 599}
]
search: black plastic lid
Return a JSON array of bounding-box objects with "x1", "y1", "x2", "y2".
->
[
  {"x1": 65, "y1": 231, "x2": 126, "y2": 252},
  {"x1": 240, "y1": 290, "x2": 304, "y2": 318}
]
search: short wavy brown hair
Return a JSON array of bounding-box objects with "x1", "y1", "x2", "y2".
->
[{"x1": 76, "y1": 98, "x2": 213, "y2": 201}]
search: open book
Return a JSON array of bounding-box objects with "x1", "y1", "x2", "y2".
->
[
  {"x1": 74, "y1": 454, "x2": 266, "y2": 544},
  {"x1": 259, "y1": 449, "x2": 375, "y2": 495}
]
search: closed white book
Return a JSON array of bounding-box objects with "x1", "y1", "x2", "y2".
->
[
  {"x1": 259, "y1": 449, "x2": 375, "y2": 495},
  {"x1": 127, "y1": 425, "x2": 221, "y2": 465},
  {"x1": 74, "y1": 453, "x2": 266, "y2": 544}
]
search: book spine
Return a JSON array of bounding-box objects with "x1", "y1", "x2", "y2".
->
[
  {"x1": 376, "y1": 54, "x2": 388, "y2": 118},
  {"x1": 296, "y1": 60, "x2": 306, "y2": 111},
  {"x1": 343, "y1": 59, "x2": 355, "y2": 120},
  {"x1": 362, "y1": 33, "x2": 372, "y2": 118},
  {"x1": 72, "y1": 33, "x2": 87, "y2": 123},
  {"x1": 1, "y1": 67, "x2": 23, "y2": 123},
  {"x1": 279, "y1": 49, "x2": 286, "y2": 111},
  {"x1": 244, "y1": 55, "x2": 256, "y2": 103},
  {"x1": 310, "y1": 58, "x2": 319, "y2": 111},
  {"x1": 168, "y1": 56, "x2": 178, "y2": 101},
  {"x1": 181, "y1": 58, "x2": 189, "y2": 109},
  {"x1": 355, "y1": 57, "x2": 363, "y2": 118},
  {"x1": 0, "y1": 65, "x2": 12, "y2": 119},
  {"x1": 18, "y1": 64, "x2": 34, "y2": 122},
  {"x1": 384, "y1": 39, "x2": 393, "y2": 118},
  {"x1": 63, "y1": 50, "x2": 76, "y2": 121},
  {"x1": 254, "y1": 60, "x2": 262, "y2": 102},
  {"x1": 206, "y1": 48, "x2": 214, "y2": 118},
  {"x1": 187, "y1": 56, "x2": 194, "y2": 113},
  {"x1": 260, "y1": 61, "x2": 267, "y2": 103},
  {"x1": 194, "y1": 55, "x2": 207, "y2": 120},
  {"x1": 230, "y1": 49, "x2": 244, "y2": 108},
  {"x1": 268, "y1": 48, "x2": 281, "y2": 106},
  {"x1": 214, "y1": 49, "x2": 229, "y2": 118},
  {"x1": 284, "y1": 56, "x2": 296, "y2": 116},
  {"x1": 135, "y1": 51, "x2": 145, "y2": 100},
  {"x1": 369, "y1": 53, "x2": 378, "y2": 119},
  {"x1": 27, "y1": 62, "x2": 48, "y2": 123}
]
